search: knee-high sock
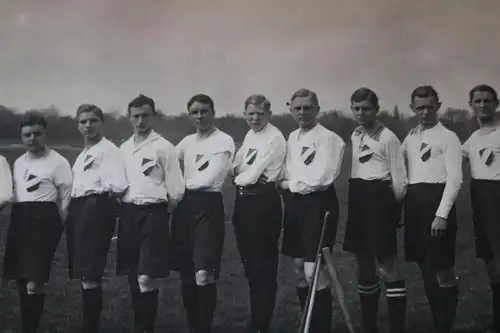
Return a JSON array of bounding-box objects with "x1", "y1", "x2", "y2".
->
[
  {"x1": 436, "y1": 284, "x2": 458, "y2": 333},
  {"x1": 82, "y1": 286, "x2": 103, "y2": 333},
  {"x1": 309, "y1": 288, "x2": 333, "y2": 333},
  {"x1": 491, "y1": 283, "x2": 500, "y2": 331},
  {"x1": 134, "y1": 289, "x2": 158, "y2": 333},
  {"x1": 197, "y1": 284, "x2": 217, "y2": 333},
  {"x1": 249, "y1": 281, "x2": 277, "y2": 332},
  {"x1": 423, "y1": 277, "x2": 440, "y2": 328},
  {"x1": 385, "y1": 280, "x2": 407, "y2": 333},
  {"x1": 182, "y1": 283, "x2": 198, "y2": 332},
  {"x1": 296, "y1": 286, "x2": 309, "y2": 312},
  {"x1": 21, "y1": 293, "x2": 46, "y2": 333},
  {"x1": 358, "y1": 277, "x2": 381, "y2": 333}
]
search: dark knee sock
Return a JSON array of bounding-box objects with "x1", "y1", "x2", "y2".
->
[
  {"x1": 182, "y1": 283, "x2": 198, "y2": 332},
  {"x1": 296, "y1": 286, "x2": 309, "y2": 311},
  {"x1": 436, "y1": 284, "x2": 458, "y2": 333},
  {"x1": 135, "y1": 289, "x2": 158, "y2": 333},
  {"x1": 423, "y1": 276, "x2": 439, "y2": 327},
  {"x1": 21, "y1": 293, "x2": 46, "y2": 333},
  {"x1": 358, "y1": 277, "x2": 381, "y2": 333},
  {"x1": 491, "y1": 283, "x2": 500, "y2": 331},
  {"x1": 82, "y1": 286, "x2": 103, "y2": 333},
  {"x1": 197, "y1": 283, "x2": 217, "y2": 333},
  {"x1": 310, "y1": 288, "x2": 333, "y2": 333},
  {"x1": 385, "y1": 280, "x2": 407, "y2": 333}
]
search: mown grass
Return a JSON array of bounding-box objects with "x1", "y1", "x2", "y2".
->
[{"x1": 0, "y1": 144, "x2": 493, "y2": 333}]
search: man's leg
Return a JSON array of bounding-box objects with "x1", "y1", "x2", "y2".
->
[
  {"x1": 81, "y1": 279, "x2": 103, "y2": 333},
  {"x1": 485, "y1": 260, "x2": 500, "y2": 333},
  {"x1": 129, "y1": 275, "x2": 159, "y2": 333},
  {"x1": 303, "y1": 260, "x2": 333, "y2": 333},
  {"x1": 379, "y1": 256, "x2": 406, "y2": 333},
  {"x1": 356, "y1": 255, "x2": 380, "y2": 333},
  {"x1": 416, "y1": 262, "x2": 439, "y2": 328},
  {"x1": 17, "y1": 280, "x2": 46, "y2": 333},
  {"x1": 435, "y1": 268, "x2": 458, "y2": 333},
  {"x1": 195, "y1": 270, "x2": 217, "y2": 333},
  {"x1": 180, "y1": 270, "x2": 199, "y2": 333}
]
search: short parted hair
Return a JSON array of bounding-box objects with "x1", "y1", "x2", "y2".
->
[
  {"x1": 287, "y1": 88, "x2": 319, "y2": 108},
  {"x1": 244, "y1": 94, "x2": 271, "y2": 113},
  {"x1": 411, "y1": 85, "x2": 440, "y2": 103},
  {"x1": 187, "y1": 94, "x2": 215, "y2": 111},
  {"x1": 128, "y1": 94, "x2": 155, "y2": 113},
  {"x1": 76, "y1": 104, "x2": 104, "y2": 121},
  {"x1": 20, "y1": 111, "x2": 48, "y2": 130},
  {"x1": 469, "y1": 84, "x2": 498, "y2": 103},
  {"x1": 350, "y1": 87, "x2": 380, "y2": 109}
]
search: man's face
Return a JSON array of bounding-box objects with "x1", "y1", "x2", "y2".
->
[
  {"x1": 21, "y1": 124, "x2": 47, "y2": 153},
  {"x1": 289, "y1": 96, "x2": 319, "y2": 129},
  {"x1": 78, "y1": 111, "x2": 104, "y2": 140},
  {"x1": 469, "y1": 90, "x2": 498, "y2": 122},
  {"x1": 244, "y1": 104, "x2": 271, "y2": 132},
  {"x1": 351, "y1": 100, "x2": 378, "y2": 127},
  {"x1": 188, "y1": 101, "x2": 215, "y2": 132},
  {"x1": 129, "y1": 105, "x2": 155, "y2": 134},
  {"x1": 410, "y1": 95, "x2": 441, "y2": 128}
]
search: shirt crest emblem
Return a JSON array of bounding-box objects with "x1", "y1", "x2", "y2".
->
[
  {"x1": 301, "y1": 146, "x2": 316, "y2": 165},
  {"x1": 25, "y1": 173, "x2": 41, "y2": 193},
  {"x1": 245, "y1": 148, "x2": 257, "y2": 165},
  {"x1": 195, "y1": 154, "x2": 210, "y2": 171},
  {"x1": 83, "y1": 154, "x2": 95, "y2": 171},
  {"x1": 358, "y1": 144, "x2": 373, "y2": 163},
  {"x1": 420, "y1": 142, "x2": 431, "y2": 162},
  {"x1": 479, "y1": 148, "x2": 495, "y2": 166},
  {"x1": 141, "y1": 157, "x2": 156, "y2": 176}
]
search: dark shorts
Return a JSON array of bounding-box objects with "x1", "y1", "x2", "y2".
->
[
  {"x1": 116, "y1": 202, "x2": 170, "y2": 278},
  {"x1": 232, "y1": 183, "x2": 282, "y2": 285},
  {"x1": 470, "y1": 179, "x2": 500, "y2": 260},
  {"x1": 404, "y1": 183, "x2": 457, "y2": 271},
  {"x1": 2, "y1": 202, "x2": 63, "y2": 283},
  {"x1": 66, "y1": 193, "x2": 118, "y2": 280},
  {"x1": 343, "y1": 178, "x2": 401, "y2": 259},
  {"x1": 281, "y1": 185, "x2": 339, "y2": 262},
  {"x1": 170, "y1": 190, "x2": 225, "y2": 278}
]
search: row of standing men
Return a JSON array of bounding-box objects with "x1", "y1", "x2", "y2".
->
[{"x1": 0, "y1": 84, "x2": 499, "y2": 333}]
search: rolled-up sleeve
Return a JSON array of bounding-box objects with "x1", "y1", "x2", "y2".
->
[
  {"x1": 0, "y1": 156, "x2": 13, "y2": 205},
  {"x1": 436, "y1": 134, "x2": 463, "y2": 219}
]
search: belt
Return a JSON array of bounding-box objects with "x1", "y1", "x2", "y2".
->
[{"x1": 236, "y1": 182, "x2": 276, "y2": 196}]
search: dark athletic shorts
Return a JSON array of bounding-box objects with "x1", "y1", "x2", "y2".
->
[
  {"x1": 170, "y1": 190, "x2": 225, "y2": 278},
  {"x1": 66, "y1": 193, "x2": 118, "y2": 280},
  {"x1": 116, "y1": 202, "x2": 170, "y2": 278},
  {"x1": 3, "y1": 202, "x2": 63, "y2": 283},
  {"x1": 470, "y1": 179, "x2": 500, "y2": 260},
  {"x1": 343, "y1": 178, "x2": 401, "y2": 259},
  {"x1": 404, "y1": 183, "x2": 457, "y2": 272},
  {"x1": 281, "y1": 185, "x2": 339, "y2": 262}
]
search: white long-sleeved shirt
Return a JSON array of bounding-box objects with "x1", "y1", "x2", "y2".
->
[
  {"x1": 402, "y1": 122, "x2": 463, "y2": 219},
  {"x1": 351, "y1": 124, "x2": 408, "y2": 201},
  {"x1": 462, "y1": 125, "x2": 500, "y2": 180},
  {"x1": 232, "y1": 123, "x2": 286, "y2": 186},
  {"x1": 177, "y1": 128, "x2": 235, "y2": 192},
  {"x1": 283, "y1": 123, "x2": 345, "y2": 195},
  {"x1": 0, "y1": 155, "x2": 13, "y2": 205},
  {"x1": 13, "y1": 149, "x2": 73, "y2": 218},
  {"x1": 121, "y1": 130, "x2": 185, "y2": 207},
  {"x1": 72, "y1": 137, "x2": 128, "y2": 198}
]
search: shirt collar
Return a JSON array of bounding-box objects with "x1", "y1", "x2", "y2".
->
[
  {"x1": 353, "y1": 121, "x2": 385, "y2": 141},
  {"x1": 132, "y1": 130, "x2": 161, "y2": 152}
]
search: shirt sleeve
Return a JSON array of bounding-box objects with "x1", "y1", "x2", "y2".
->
[
  {"x1": 102, "y1": 147, "x2": 129, "y2": 195},
  {"x1": 163, "y1": 145, "x2": 186, "y2": 210},
  {"x1": 461, "y1": 135, "x2": 471, "y2": 160},
  {"x1": 278, "y1": 141, "x2": 292, "y2": 189},
  {"x1": 436, "y1": 133, "x2": 463, "y2": 219},
  {"x1": 292, "y1": 134, "x2": 345, "y2": 193},
  {"x1": 234, "y1": 135, "x2": 286, "y2": 186},
  {"x1": 385, "y1": 135, "x2": 408, "y2": 201},
  {"x1": 0, "y1": 156, "x2": 13, "y2": 205},
  {"x1": 53, "y1": 158, "x2": 73, "y2": 220}
]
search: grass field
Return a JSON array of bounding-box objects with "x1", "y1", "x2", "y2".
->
[{"x1": 0, "y1": 144, "x2": 493, "y2": 333}]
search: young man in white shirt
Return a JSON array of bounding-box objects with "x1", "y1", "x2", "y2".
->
[
  {"x1": 402, "y1": 86, "x2": 462, "y2": 333},
  {"x1": 66, "y1": 104, "x2": 128, "y2": 333},
  {"x1": 280, "y1": 88, "x2": 345, "y2": 333},
  {"x1": 2, "y1": 112, "x2": 72, "y2": 333},
  {"x1": 232, "y1": 94, "x2": 286, "y2": 333},
  {"x1": 171, "y1": 94, "x2": 235, "y2": 333},
  {"x1": 462, "y1": 84, "x2": 500, "y2": 333},
  {"x1": 343, "y1": 88, "x2": 408, "y2": 333},
  {"x1": 118, "y1": 94, "x2": 185, "y2": 333}
]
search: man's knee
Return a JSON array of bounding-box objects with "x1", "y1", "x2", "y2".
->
[
  {"x1": 356, "y1": 254, "x2": 377, "y2": 281},
  {"x1": 378, "y1": 256, "x2": 400, "y2": 282},
  {"x1": 81, "y1": 279, "x2": 101, "y2": 290},
  {"x1": 485, "y1": 259, "x2": 500, "y2": 283},
  {"x1": 26, "y1": 281, "x2": 44, "y2": 295},
  {"x1": 137, "y1": 274, "x2": 156, "y2": 292},
  {"x1": 436, "y1": 267, "x2": 457, "y2": 287},
  {"x1": 195, "y1": 270, "x2": 215, "y2": 286},
  {"x1": 303, "y1": 261, "x2": 330, "y2": 290},
  {"x1": 293, "y1": 258, "x2": 308, "y2": 287}
]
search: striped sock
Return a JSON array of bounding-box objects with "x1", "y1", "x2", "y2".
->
[
  {"x1": 385, "y1": 280, "x2": 407, "y2": 333},
  {"x1": 358, "y1": 277, "x2": 381, "y2": 333}
]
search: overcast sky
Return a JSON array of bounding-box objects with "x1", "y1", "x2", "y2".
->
[{"x1": 1, "y1": 0, "x2": 499, "y2": 116}]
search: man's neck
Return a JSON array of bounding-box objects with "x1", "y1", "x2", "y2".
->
[
  {"x1": 28, "y1": 146, "x2": 48, "y2": 159},
  {"x1": 85, "y1": 135, "x2": 103, "y2": 148},
  {"x1": 299, "y1": 121, "x2": 317, "y2": 133},
  {"x1": 420, "y1": 121, "x2": 438, "y2": 131},
  {"x1": 361, "y1": 120, "x2": 380, "y2": 133},
  {"x1": 479, "y1": 116, "x2": 497, "y2": 128},
  {"x1": 197, "y1": 125, "x2": 216, "y2": 139},
  {"x1": 134, "y1": 128, "x2": 152, "y2": 144}
]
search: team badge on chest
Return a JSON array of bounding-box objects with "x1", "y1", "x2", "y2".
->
[
  {"x1": 25, "y1": 172, "x2": 41, "y2": 192},
  {"x1": 244, "y1": 148, "x2": 257, "y2": 165},
  {"x1": 301, "y1": 146, "x2": 316, "y2": 165},
  {"x1": 420, "y1": 142, "x2": 431, "y2": 162},
  {"x1": 195, "y1": 154, "x2": 210, "y2": 171},
  {"x1": 358, "y1": 144, "x2": 373, "y2": 163},
  {"x1": 479, "y1": 147, "x2": 495, "y2": 166},
  {"x1": 83, "y1": 154, "x2": 95, "y2": 171},
  {"x1": 141, "y1": 157, "x2": 157, "y2": 176}
]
